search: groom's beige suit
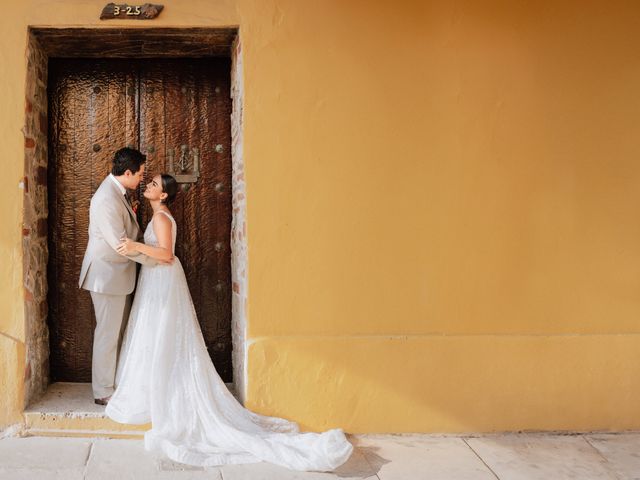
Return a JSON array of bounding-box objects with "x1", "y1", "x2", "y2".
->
[{"x1": 79, "y1": 174, "x2": 155, "y2": 399}]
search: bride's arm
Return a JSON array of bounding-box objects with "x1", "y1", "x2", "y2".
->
[
  {"x1": 116, "y1": 213, "x2": 174, "y2": 262},
  {"x1": 94, "y1": 202, "x2": 158, "y2": 266}
]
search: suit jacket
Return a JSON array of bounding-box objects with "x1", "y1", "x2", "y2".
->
[{"x1": 79, "y1": 176, "x2": 155, "y2": 295}]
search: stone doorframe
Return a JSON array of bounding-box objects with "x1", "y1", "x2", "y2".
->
[{"x1": 22, "y1": 27, "x2": 248, "y2": 408}]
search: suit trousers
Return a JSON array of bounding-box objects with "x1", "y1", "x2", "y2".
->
[{"x1": 90, "y1": 291, "x2": 132, "y2": 399}]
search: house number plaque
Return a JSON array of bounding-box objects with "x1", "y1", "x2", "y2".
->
[{"x1": 100, "y1": 3, "x2": 164, "y2": 20}]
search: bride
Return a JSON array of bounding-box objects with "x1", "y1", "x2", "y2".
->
[{"x1": 106, "y1": 173, "x2": 353, "y2": 472}]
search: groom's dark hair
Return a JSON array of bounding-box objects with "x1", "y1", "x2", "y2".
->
[{"x1": 112, "y1": 147, "x2": 146, "y2": 176}]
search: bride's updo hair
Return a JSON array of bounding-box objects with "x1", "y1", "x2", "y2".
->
[{"x1": 160, "y1": 174, "x2": 178, "y2": 205}]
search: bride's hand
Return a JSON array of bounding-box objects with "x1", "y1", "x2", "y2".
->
[{"x1": 117, "y1": 238, "x2": 137, "y2": 256}]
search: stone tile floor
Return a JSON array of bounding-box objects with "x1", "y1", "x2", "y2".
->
[{"x1": 0, "y1": 432, "x2": 639, "y2": 479}]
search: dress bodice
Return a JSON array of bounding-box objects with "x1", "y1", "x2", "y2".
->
[{"x1": 144, "y1": 210, "x2": 177, "y2": 254}]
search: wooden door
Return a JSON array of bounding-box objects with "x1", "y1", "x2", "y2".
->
[{"x1": 47, "y1": 58, "x2": 233, "y2": 383}]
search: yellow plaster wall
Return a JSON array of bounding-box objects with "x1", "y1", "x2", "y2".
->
[
  {"x1": 0, "y1": 335, "x2": 25, "y2": 427},
  {"x1": 243, "y1": 0, "x2": 640, "y2": 430},
  {"x1": 2, "y1": 0, "x2": 640, "y2": 432},
  {"x1": 247, "y1": 335, "x2": 640, "y2": 433}
]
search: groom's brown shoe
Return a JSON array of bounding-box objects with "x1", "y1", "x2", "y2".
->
[{"x1": 94, "y1": 396, "x2": 111, "y2": 406}]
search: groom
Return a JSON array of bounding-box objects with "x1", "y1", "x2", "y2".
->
[{"x1": 79, "y1": 147, "x2": 159, "y2": 405}]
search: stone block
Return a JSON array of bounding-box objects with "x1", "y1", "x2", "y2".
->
[
  {"x1": 36, "y1": 218, "x2": 47, "y2": 237},
  {"x1": 39, "y1": 300, "x2": 47, "y2": 318},
  {"x1": 39, "y1": 113, "x2": 47, "y2": 135},
  {"x1": 35, "y1": 166, "x2": 47, "y2": 186},
  {"x1": 24, "y1": 288, "x2": 33, "y2": 302}
]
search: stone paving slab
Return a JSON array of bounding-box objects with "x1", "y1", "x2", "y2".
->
[
  {"x1": 0, "y1": 436, "x2": 90, "y2": 480},
  {"x1": 465, "y1": 434, "x2": 619, "y2": 480},
  {"x1": 355, "y1": 434, "x2": 496, "y2": 480},
  {"x1": 0, "y1": 468, "x2": 85, "y2": 480},
  {"x1": 2, "y1": 433, "x2": 640, "y2": 479},
  {"x1": 0, "y1": 436, "x2": 91, "y2": 469},
  {"x1": 84, "y1": 438, "x2": 375, "y2": 480},
  {"x1": 85, "y1": 438, "x2": 223, "y2": 479},
  {"x1": 219, "y1": 445, "x2": 376, "y2": 480},
  {"x1": 586, "y1": 433, "x2": 640, "y2": 480}
]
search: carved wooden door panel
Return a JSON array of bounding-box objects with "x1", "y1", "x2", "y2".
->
[
  {"x1": 137, "y1": 58, "x2": 233, "y2": 382},
  {"x1": 48, "y1": 58, "x2": 232, "y2": 383}
]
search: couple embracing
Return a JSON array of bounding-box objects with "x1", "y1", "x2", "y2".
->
[{"x1": 78, "y1": 148, "x2": 353, "y2": 471}]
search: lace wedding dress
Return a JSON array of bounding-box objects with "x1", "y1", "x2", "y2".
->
[{"x1": 105, "y1": 211, "x2": 353, "y2": 471}]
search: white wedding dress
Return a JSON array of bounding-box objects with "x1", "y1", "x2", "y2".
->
[{"x1": 105, "y1": 211, "x2": 353, "y2": 471}]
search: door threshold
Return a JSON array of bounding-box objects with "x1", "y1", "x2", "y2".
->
[
  {"x1": 23, "y1": 382, "x2": 146, "y2": 437},
  {"x1": 23, "y1": 381, "x2": 237, "y2": 438}
]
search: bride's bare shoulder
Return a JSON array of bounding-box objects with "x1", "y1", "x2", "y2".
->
[{"x1": 152, "y1": 211, "x2": 173, "y2": 228}]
